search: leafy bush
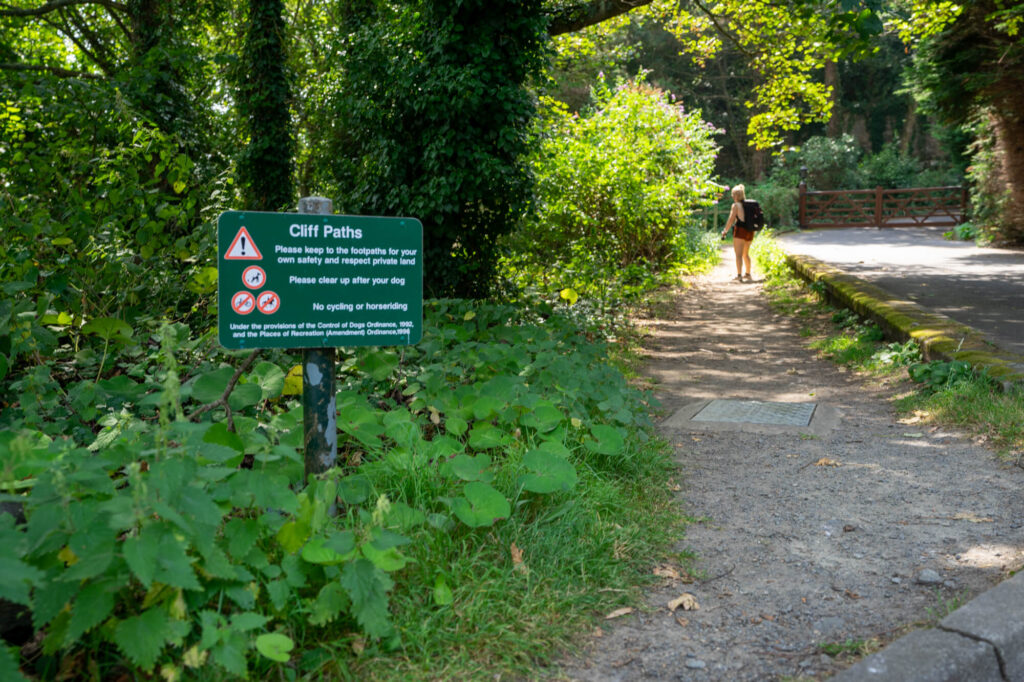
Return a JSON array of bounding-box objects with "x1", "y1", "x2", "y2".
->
[
  {"x1": 908, "y1": 360, "x2": 992, "y2": 393},
  {"x1": 857, "y1": 143, "x2": 921, "y2": 188},
  {"x1": 749, "y1": 230, "x2": 795, "y2": 285},
  {"x1": 506, "y1": 77, "x2": 721, "y2": 293},
  {"x1": 0, "y1": 76, "x2": 229, "y2": 388},
  {"x1": 871, "y1": 340, "x2": 922, "y2": 367},
  {"x1": 312, "y1": 0, "x2": 548, "y2": 298},
  {"x1": 791, "y1": 134, "x2": 863, "y2": 190},
  {"x1": 1, "y1": 298, "x2": 675, "y2": 680},
  {"x1": 749, "y1": 178, "x2": 798, "y2": 230}
]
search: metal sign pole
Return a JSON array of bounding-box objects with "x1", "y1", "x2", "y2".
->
[{"x1": 297, "y1": 196, "x2": 337, "y2": 479}]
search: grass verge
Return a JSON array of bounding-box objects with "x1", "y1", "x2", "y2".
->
[{"x1": 751, "y1": 230, "x2": 1024, "y2": 461}]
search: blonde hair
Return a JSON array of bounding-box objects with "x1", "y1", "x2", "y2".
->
[{"x1": 731, "y1": 184, "x2": 746, "y2": 201}]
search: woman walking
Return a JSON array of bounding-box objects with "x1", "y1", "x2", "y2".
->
[{"x1": 721, "y1": 184, "x2": 755, "y2": 282}]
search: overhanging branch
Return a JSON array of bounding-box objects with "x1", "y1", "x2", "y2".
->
[
  {"x1": 0, "y1": 0, "x2": 126, "y2": 18},
  {"x1": 0, "y1": 61, "x2": 103, "y2": 78},
  {"x1": 547, "y1": 0, "x2": 655, "y2": 36}
]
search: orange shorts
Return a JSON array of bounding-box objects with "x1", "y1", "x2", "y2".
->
[{"x1": 733, "y1": 225, "x2": 755, "y2": 242}]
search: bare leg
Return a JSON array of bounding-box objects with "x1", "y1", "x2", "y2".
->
[
  {"x1": 732, "y1": 238, "x2": 744, "y2": 276},
  {"x1": 741, "y1": 240, "x2": 753, "y2": 276}
]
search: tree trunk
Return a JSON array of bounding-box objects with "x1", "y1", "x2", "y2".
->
[
  {"x1": 825, "y1": 60, "x2": 842, "y2": 138},
  {"x1": 991, "y1": 100, "x2": 1024, "y2": 243}
]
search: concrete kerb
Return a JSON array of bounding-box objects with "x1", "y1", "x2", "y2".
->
[
  {"x1": 830, "y1": 571, "x2": 1024, "y2": 681},
  {"x1": 783, "y1": 253, "x2": 1024, "y2": 386}
]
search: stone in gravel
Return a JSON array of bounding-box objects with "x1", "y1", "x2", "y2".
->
[
  {"x1": 684, "y1": 659, "x2": 707, "y2": 670},
  {"x1": 916, "y1": 569, "x2": 943, "y2": 585},
  {"x1": 812, "y1": 616, "x2": 845, "y2": 635}
]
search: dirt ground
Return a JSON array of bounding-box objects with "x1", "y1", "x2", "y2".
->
[{"x1": 557, "y1": 255, "x2": 1024, "y2": 681}]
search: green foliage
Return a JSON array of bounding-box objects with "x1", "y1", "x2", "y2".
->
[
  {"x1": 903, "y1": 0, "x2": 1024, "y2": 242},
  {"x1": 312, "y1": 0, "x2": 548, "y2": 298},
  {"x1": 908, "y1": 360, "x2": 992, "y2": 394},
  {"x1": 792, "y1": 134, "x2": 863, "y2": 190},
  {"x1": 748, "y1": 178, "x2": 799, "y2": 229},
  {"x1": 871, "y1": 340, "x2": 922, "y2": 368},
  {"x1": 502, "y1": 76, "x2": 720, "y2": 306},
  {"x1": 895, "y1": 371, "x2": 1024, "y2": 458},
  {"x1": 750, "y1": 230, "x2": 796, "y2": 286},
  {"x1": 1, "y1": 294, "x2": 677, "y2": 679},
  {"x1": 858, "y1": 143, "x2": 922, "y2": 188},
  {"x1": 236, "y1": 0, "x2": 295, "y2": 212}
]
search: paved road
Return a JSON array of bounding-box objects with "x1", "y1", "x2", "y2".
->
[{"x1": 777, "y1": 226, "x2": 1024, "y2": 355}]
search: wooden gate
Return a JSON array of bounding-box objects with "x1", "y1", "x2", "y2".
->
[{"x1": 798, "y1": 185, "x2": 967, "y2": 229}]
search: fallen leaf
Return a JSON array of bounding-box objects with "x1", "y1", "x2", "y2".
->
[
  {"x1": 843, "y1": 524, "x2": 856, "y2": 533},
  {"x1": 605, "y1": 607, "x2": 634, "y2": 620},
  {"x1": 429, "y1": 407, "x2": 441, "y2": 425},
  {"x1": 903, "y1": 432, "x2": 925, "y2": 438},
  {"x1": 653, "y1": 564, "x2": 681, "y2": 580},
  {"x1": 952, "y1": 512, "x2": 994, "y2": 523},
  {"x1": 814, "y1": 457, "x2": 841, "y2": 467},
  {"x1": 845, "y1": 590, "x2": 861, "y2": 600},
  {"x1": 592, "y1": 628, "x2": 604, "y2": 638},
  {"x1": 667, "y1": 483, "x2": 682, "y2": 492},
  {"x1": 350, "y1": 637, "x2": 366, "y2": 655},
  {"x1": 675, "y1": 615, "x2": 689, "y2": 627},
  {"x1": 761, "y1": 614, "x2": 775, "y2": 621},
  {"x1": 510, "y1": 543, "x2": 528, "y2": 574},
  {"x1": 667, "y1": 593, "x2": 700, "y2": 612}
]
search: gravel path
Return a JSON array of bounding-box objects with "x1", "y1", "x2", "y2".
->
[{"x1": 559, "y1": 256, "x2": 1024, "y2": 681}]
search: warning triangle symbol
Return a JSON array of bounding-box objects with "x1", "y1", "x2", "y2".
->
[{"x1": 225, "y1": 227, "x2": 263, "y2": 260}]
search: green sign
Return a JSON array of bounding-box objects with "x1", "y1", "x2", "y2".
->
[{"x1": 218, "y1": 210, "x2": 423, "y2": 349}]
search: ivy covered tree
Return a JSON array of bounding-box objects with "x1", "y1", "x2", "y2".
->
[
  {"x1": 902, "y1": 0, "x2": 1024, "y2": 243},
  {"x1": 313, "y1": 0, "x2": 549, "y2": 298},
  {"x1": 236, "y1": 0, "x2": 295, "y2": 211}
]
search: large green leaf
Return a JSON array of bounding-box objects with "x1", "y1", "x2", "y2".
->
[
  {"x1": 337, "y1": 475, "x2": 372, "y2": 505},
  {"x1": 202, "y1": 422, "x2": 245, "y2": 454},
  {"x1": 255, "y1": 633, "x2": 294, "y2": 663},
  {"x1": 467, "y1": 423, "x2": 509, "y2": 450},
  {"x1": 191, "y1": 367, "x2": 234, "y2": 404},
  {"x1": 66, "y1": 580, "x2": 115, "y2": 643},
  {"x1": 520, "y1": 449, "x2": 578, "y2": 494},
  {"x1": 227, "y1": 382, "x2": 262, "y2": 411},
  {"x1": 0, "y1": 643, "x2": 30, "y2": 682},
  {"x1": 338, "y1": 406, "x2": 385, "y2": 448},
  {"x1": 359, "y1": 350, "x2": 399, "y2": 381},
  {"x1": 308, "y1": 580, "x2": 349, "y2": 626},
  {"x1": 301, "y1": 531, "x2": 356, "y2": 565},
  {"x1": 584, "y1": 424, "x2": 625, "y2": 456},
  {"x1": 340, "y1": 558, "x2": 394, "y2": 638},
  {"x1": 113, "y1": 608, "x2": 189, "y2": 672},
  {"x1": 521, "y1": 403, "x2": 564, "y2": 433},
  {"x1": 447, "y1": 453, "x2": 494, "y2": 482},
  {"x1": 82, "y1": 317, "x2": 133, "y2": 343},
  {"x1": 451, "y1": 482, "x2": 510, "y2": 528},
  {"x1": 250, "y1": 362, "x2": 286, "y2": 400},
  {"x1": 0, "y1": 555, "x2": 43, "y2": 606}
]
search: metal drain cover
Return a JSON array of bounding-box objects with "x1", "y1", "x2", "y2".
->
[{"x1": 691, "y1": 400, "x2": 817, "y2": 426}]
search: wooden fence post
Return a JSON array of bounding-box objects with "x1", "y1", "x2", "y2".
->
[
  {"x1": 874, "y1": 186, "x2": 884, "y2": 227},
  {"x1": 798, "y1": 179, "x2": 807, "y2": 230}
]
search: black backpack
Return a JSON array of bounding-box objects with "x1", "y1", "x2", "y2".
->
[{"x1": 743, "y1": 200, "x2": 766, "y2": 231}]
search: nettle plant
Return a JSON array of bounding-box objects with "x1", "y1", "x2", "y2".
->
[{"x1": 1, "y1": 299, "x2": 650, "y2": 680}]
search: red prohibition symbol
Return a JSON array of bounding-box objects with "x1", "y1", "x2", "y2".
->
[
  {"x1": 256, "y1": 291, "x2": 280, "y2": 315},
  {"x1": 231, "y1": 291, "x2": 256, "y2": 315},
  {"x1": 242, "y1": 265, "x2": 266, "y2": 290}
]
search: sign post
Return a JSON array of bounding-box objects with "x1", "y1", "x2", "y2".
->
[
  {"x1": 297, "y1": 197, "x2": 337, "y2": 478},
  {"x1": 217, "y1": 198, "x2": 423, "y2": 479}
]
